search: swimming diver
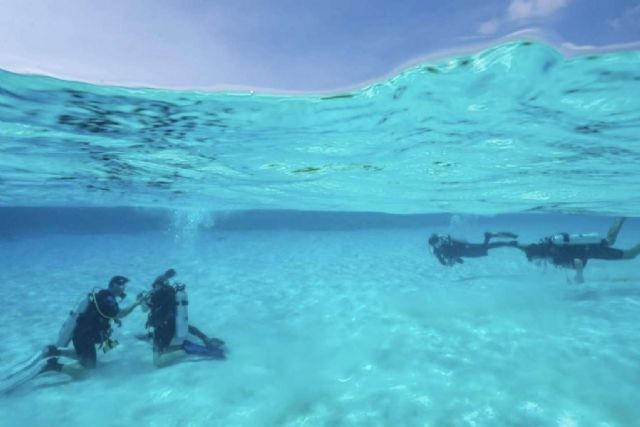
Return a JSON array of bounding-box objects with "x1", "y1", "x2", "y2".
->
[
  {"x1": 138, "y1": 269, "x2": 227, "y2": 367},
  {"x1": 428, "y1": 231, "x2": 519, "y2": 266},
  {"x1": 2, "y1": 276, "x2": 141, "y2": 393},
  {"x1": 514, "y1": 217, "x2": 640, "y2": 283}
]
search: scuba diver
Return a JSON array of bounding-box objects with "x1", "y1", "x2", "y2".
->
[
  {"x1": 137, "y1": 269, "x2": 227, "y2": 367},
  {"x1": 514, "y1": 217, "x2": 640, "y2": 283},
  {"x1": 1, "y1": 276, "x2": 140, "y2": 393},
  {"x1": 428, "y1": 231, "x2": 519, "y2": 266}
]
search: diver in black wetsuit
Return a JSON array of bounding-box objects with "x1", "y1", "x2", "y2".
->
[
  {"x1": 138, "y1": 269, "x2": 226, "y2": 367},
  {"x1": 428, "y1": 231, "x2": 519, "y2": 266},
  {"x1": 40, "y1": 276, "x2": 141, "y2": 377},
  {"x1": 515, "y1": 217, "x2": 640, "y2": 283}
]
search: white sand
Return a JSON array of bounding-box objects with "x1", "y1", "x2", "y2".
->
[{"x1": 1, "y1": 227, "x2": 639, "y2": 426}]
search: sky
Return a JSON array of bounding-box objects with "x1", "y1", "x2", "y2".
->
[{"x1": 0, "y1": 0, "x2": 639, "y2": 92}]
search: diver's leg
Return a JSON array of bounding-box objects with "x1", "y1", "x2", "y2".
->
[
  {"x1": 514, "y1": 243, "x2": 529, "y2": 251},
  {"x1": 43, "y1": 345, "x2": 87, "y2": 363},
  {"x1": 56, "y1": 347, "x2": 81, "y2": 361},
  {"x1": 41, "y1": 342, "x2": 93, "y2": 379},
  {"x1": 606, "y1": 217, "x2": 626, "y2": 245},
  {"x1": 622, "y1": 244, "x2": 640, "y2": 260},
  {"x1": 188, "y1": 325, "x2": 225, "y2": 348},
  {"x1": 68, "y1": 335, "x2": 98, "y2": 374},
  {"x1": 60, "y1": 362, "x2": 89, "y2": 379},
  {"x1": 573, "y1": 259, "x2": 585, "y2": 284},
  {"x1": 134, "y1": 332, "x2": 154, "y2": 342},
  {"x1": 486, "y1": 241, "x2": 518, "y2": 250},
  {"x1": 485, "y1": 232, "x2": 519, "y2": 244},
  {"x1": 153, "y1": 346, "x2": 186, "y2": 368}
]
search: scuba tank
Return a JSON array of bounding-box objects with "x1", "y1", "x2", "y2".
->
[
  {"x1": 171, "y1": 285, "x2": 189, "y2": 346},
  {"x1": 56, "y1": 295, "x2": 90, "y2": 347},
  {"x1": 549, "y1": 232, "x2": 603, "y2": 245}
]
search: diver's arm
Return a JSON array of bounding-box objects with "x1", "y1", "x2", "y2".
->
[
  {"x1": 117, "y1": 300, "x2": 142, "y2": 319},
  {"x1": 434, "y1": 251, "x2": 447, "y2": 266}
]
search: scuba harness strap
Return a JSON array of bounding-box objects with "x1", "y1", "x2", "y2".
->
[{"x1": 90, "y1": 290, "x2": 121, "y2": 351}]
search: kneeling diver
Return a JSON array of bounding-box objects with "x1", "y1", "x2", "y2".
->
[
  {"x1": 138, "y1": 269, "x2": 227, "y2": 367},
  {"x1": 2, "y1": 276, "x2": 140, "y2": 393}
]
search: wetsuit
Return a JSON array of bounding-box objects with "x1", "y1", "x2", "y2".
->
[
  {"x1": 146, "y1": 283, "x2": 178, "y2": 352},
  {"x1": 143, "y1": 282, "x2": 226, "y2": 359},
  {"x1": 73, "y1": 290, "x2": 120, "y2": 368},
  {"x1": 433, "y1": 235, "x2": 517, "y2": 266},
  {"x1": 524, "y1": 239, "x2": 624, "y2": 268}
]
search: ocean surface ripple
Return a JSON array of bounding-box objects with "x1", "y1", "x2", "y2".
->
[{"x1": 1, "y1": 41, "x2": 639, "y2": 214}]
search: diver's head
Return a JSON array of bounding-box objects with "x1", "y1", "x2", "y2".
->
[
  {"x1": 428, "y1": 234, "x2": 439, "y2": 247},
  {"x1": 108, "y1": 275, "x2": 129, "y2": 299},
  {"x1": 153, "y1": 268, "x2": 176, "y2": 289},
  {"x1": 428, "y1": 233, "x2": 448, "y2": 249}
]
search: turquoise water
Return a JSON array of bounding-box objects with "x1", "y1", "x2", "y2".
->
[
  {"x1": 1, "y1": 40, "x2": 640, "y2": 214},
  {"x1": 1, "y1": 40, "x2": 640, "y2": 427}
]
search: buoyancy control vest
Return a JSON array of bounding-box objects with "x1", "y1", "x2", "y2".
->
[{"x1": 56, "y1": 290, "x2": 119, "y2": 347}]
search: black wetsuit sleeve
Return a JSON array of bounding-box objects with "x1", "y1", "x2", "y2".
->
[{"x1": 435, "y1": 250, "x2": 448, "y2": 265}]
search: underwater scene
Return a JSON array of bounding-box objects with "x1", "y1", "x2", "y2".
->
[{"x1": 1, "y1": 41, "x2": 640, "y2": 426}]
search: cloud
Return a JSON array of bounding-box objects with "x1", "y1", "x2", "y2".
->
[
  {"x1": 507, "y1": 0, "x2": 571, "y2": 21},
  {"x1": 476, "y1": 0, "x2": 570, "y2": 35},
  {"x1": 608, "y1": 4, "x2": 640, "y2": 32},
  {"x1": 477, "y1": 18, "x2": 501, "y2": 35}
]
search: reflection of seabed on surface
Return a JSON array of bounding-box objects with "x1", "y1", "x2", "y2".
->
[{"x1": 2, "y1": 41, "x2": 640, "y2": 214}]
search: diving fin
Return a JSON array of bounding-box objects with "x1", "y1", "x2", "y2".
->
[
  {"x1": 2, "y1": 346, "x2": 62, "y2": 384},
  {"x1": 182, "y1": 340, "x2": 226, "y2": 360},
  {"x1": 205, "y1": 337, "x2": 226, "y2": 349},
  {"x1": 0, "y1": 358, "x2": 54, "y2": 395},
  {"x1": 2, "y1": 347, "x2": 50, "y2": 382}
]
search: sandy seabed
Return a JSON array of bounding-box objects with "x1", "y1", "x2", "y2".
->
[{"x1": 1, "y1": 226, "x2": 639, "y2": 427}]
